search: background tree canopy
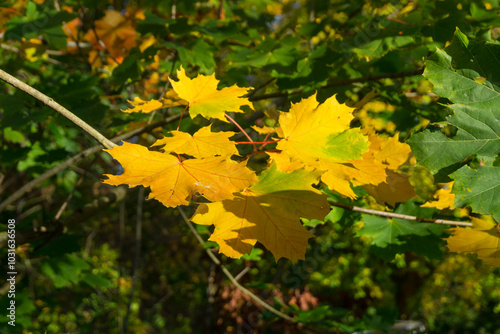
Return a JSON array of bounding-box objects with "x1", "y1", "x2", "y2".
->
[{"x1": 1, "y1": 0, "x2": 499, "y2": 333}]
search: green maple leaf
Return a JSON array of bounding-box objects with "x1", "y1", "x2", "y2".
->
[
  {"x1": 451, "y1": 166, "x2": 500, "y2": 222},
  {"x1": 408, "y1": 28, "x2": 500, "y2": 175},
  {"x1": 357, "y1": 201, "x2": 447, "y2": 260}
]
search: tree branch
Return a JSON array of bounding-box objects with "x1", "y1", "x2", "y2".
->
[
  {"x1": 249, "y1": 69, "x2": 424, "y2": 102},
  {"x1": 329, "y1": 201, "x2": 472, "y2": 227},
  {"x1": 0, "y1": 115, "x2": 181, "y2": 214},
  {"x1": 177, "y1": 207, "x2": 297, "y2": 324},
  {"x1": 0, "y1": 68, "x2": 116, "y2": 149}
]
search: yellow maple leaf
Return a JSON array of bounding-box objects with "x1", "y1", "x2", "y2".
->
[
  {"x1": 276, "y1": 93, "x2": 368, "y2": 164},
  {"x1": 103, "y1": 142, "x2": 257, "y2": 207},
  {"x1": 320, "y1": 165, "x2": 358, "y2": 199},
  {"x1": 251, "y1": 125, "x2": 276, "y2": 135},
  {"x1": 373, "y1": 133, "x2": 412, "y2": 169},
  {"x1": 318, "y1": 161, "x2": 385, "y2": 199},
  {"x1": 191, "y1": 165, "x2": 330, "y2": 262},
  {"x1": 310, "y1": 133, "x2": 411, "y2": 200},
  {"x1": 139, "y1": 34, "x2": 156, "y2": 52},
  {"x1": 121, "y1": 97, "x2": 163, "y2": 113},
  {"x1": 266, "y1": 152, "x2": 305, "y2": 173},
  {"x1": 153, "y1": 126, "x2": 238, "y2": 158},
  {"x1": 447, "y1": 217, "x2": 500, "y2": 267},
  {"x1": 168, "y1": 66, "x2": 253, "y2": 122},
  {"x1": 161, "y1": 89, "x2": 187, "y2": 108},
  {"x1": 422, "y1": 182, "x2": 455, "y2": 210}
]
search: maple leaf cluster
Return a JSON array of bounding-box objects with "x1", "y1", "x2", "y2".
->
[{"x1": 104, "y1": 67, "x2": 422, "y2": 262}]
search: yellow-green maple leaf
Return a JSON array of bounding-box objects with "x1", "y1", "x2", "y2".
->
[
  {"x1": 103, "y1": 142, "x2": 257, "y2": 207},
  {"x1": 169, "y1": 66, "x2": 253, "y2": 122},
  {"x1": 310, "y1": 133, "x2": 411, "y2": 200},
  {"x1": 276, "y1": 93, "x2": 368, "y2": 164},
  {"x1": 191, "y1": 164, "x2": 330, "y2": 262},
  {"x1": 447, "y1": 217, "x2": 500, "y2": 267},
  {"x1": 153, "y1": 126, "x2": 238, "y2": 158}
]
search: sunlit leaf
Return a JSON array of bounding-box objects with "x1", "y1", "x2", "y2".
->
[
  {"x1": 276, "y1": 93, "x2": 368, "y2": 164},
  {"x1": 121, "y1": 97, "x2": 163, "y2": 113},
  {"x1": 153, "y1": 126, "x2": 238, "y2": 158},
  {"x1": 168, "y1": 66, "x2": 253, "y2": 122},
  {"x1": 447, "y1": 217, "x2": 500, "y2": 267},
  {"x1": 421, "y1": 182, "x2": 455, "y2": 210},
  {"x1": 103, "y1": 142, "x2": 257, "y2": 207}
]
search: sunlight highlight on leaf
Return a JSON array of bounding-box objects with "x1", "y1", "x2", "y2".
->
[
  {"x1": 169, "y1": 66, "x2": 253, "y2": 122},
  {"x1": 422, "y1": 182, "x2": 455, "y2": 210},
  {"x1": 276, "y1": 93, "x2": 368, "y2": 164},
  {"x1": 447, "y1": 217, "x2": 500, "y2": 267},
  {"x1": 103, "y1": 142, "x2": 257, "y2": 207},
  {"x1": 153, "y1": 126, "x2": 238, "y2": 158},
  {"x1": 121, "y1": 97, "x2": 163, "y2": 113}
]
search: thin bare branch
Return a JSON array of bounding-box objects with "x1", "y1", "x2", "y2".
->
[
  {"x1": 329, "y1": 201, "x2": 472, "y2": 227},
  {"x1": 0, "y1": 68, "x2": 116, "y2": 149},
  {"x1": 55, "y1": 156, "x2": 99, "y2": 220},
  {"x1": 247, "y1": 77, "x2": 276, "y2": 98},
  {"x1": 234, "y1": 266, "x2": 250, "y2": 282},
  {"x1": 249, "y1": 69, "x2": 424, "y2": 102},
  {"x1": 124, "y1": 187, "x2": 144, "y2": 333}
]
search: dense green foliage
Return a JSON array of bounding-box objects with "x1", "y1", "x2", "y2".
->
[{"x1": 1, "y1": 0, "x2": 499, "y2": 333}]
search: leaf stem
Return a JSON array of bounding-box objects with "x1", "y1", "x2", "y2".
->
[
  {"x1": 259, "y1": 133, "x2": 271, "y2": 150},
  {"x1": 177, "y1": 104, "x2": 189, "y2": 131},
  {"x1": 236, "y1": 140, "x2": 280, "y2": 145},
  {"x1": 225, "y1": 113, "x2": 258, "y2": 151},
  {"x1": 329, "y1": 201, "x2": 472, "y2": 227},
  {"x1": 0, "y1": 68, "x2": 116, "y2": 149},
  {"x1": 246, "y1": 78, "x2": 276, "y2": 98},
  {"x1": 177, "y1": 207, "x2": 297, "y2": 324}
]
